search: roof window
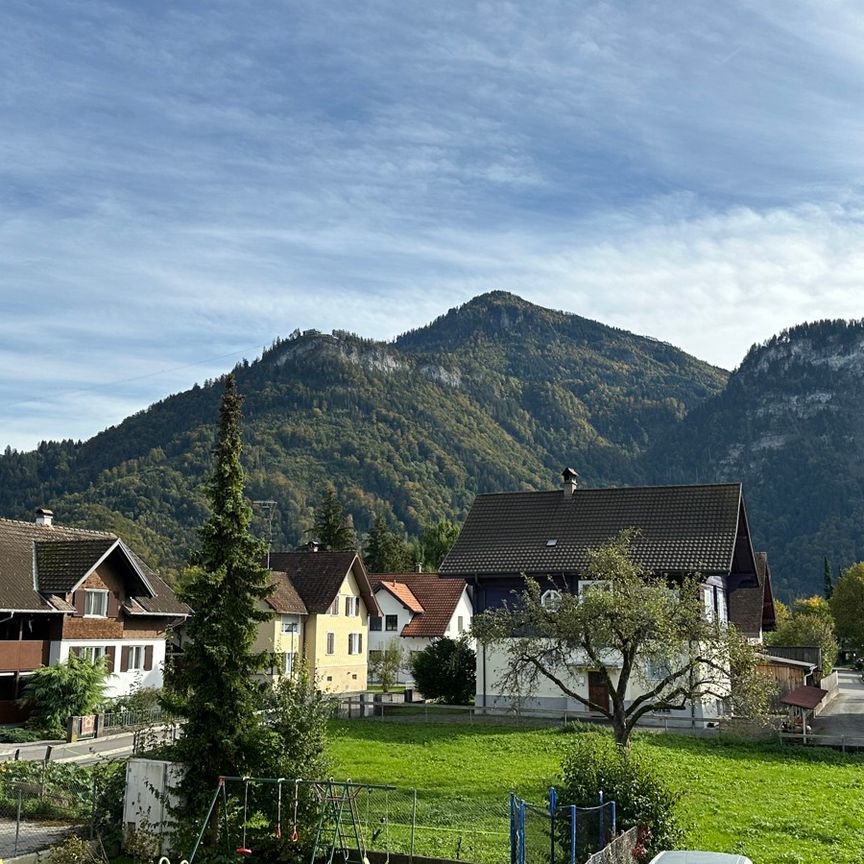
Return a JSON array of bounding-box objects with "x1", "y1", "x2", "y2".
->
[{"x1": 546, "y1": 539, "x2": 558, "y2": 547}]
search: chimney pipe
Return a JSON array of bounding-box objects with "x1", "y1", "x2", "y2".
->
[
  {"x1": 561, "y1": 468, "x2": 579, "y2": 497},
  {"x1": 35, "y1": 508, "x2": 54, "y2": 528}
]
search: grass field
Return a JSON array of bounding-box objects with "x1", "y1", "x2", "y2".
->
[{"x1": 329, "y1": 720, "x2": 864, "y2": 864}]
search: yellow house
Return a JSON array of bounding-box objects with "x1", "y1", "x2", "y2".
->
[{"x1": 255, "y1": 550, "x2": 380, "y2": 693}]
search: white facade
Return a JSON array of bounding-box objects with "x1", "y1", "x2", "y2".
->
[
  {"x1": 369, "y1": 584, "x2": 473, "y2": 684},
  {"x1": 52, "y1": 638, "x2": 165, "y2": 698}
]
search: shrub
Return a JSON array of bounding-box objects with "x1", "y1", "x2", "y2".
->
[
  {"x1": 559, "y1": 732, "x2": 681, "y2": 859},
  {"x1": 48, "y1": 833, "x2": 105, "y2": 864},
  {"x1": 0, "y1": 726, "x2": 45, "y2": 743},
  {"x1": 410, "y1": 638, "x2": 475, "y2": 704},
  {"x1": 22, "y1": 656, "x2": 107, "y2": 736}
]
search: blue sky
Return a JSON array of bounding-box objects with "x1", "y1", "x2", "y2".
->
[{"x1": 3, "y1": 1, "x2": 864, "y2": 450}]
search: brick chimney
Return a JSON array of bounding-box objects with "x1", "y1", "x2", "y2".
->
[
  {"x1": 561, "y1": 468, "x2": 579, "y2": 497},
  {"x1": 35, "y1": 508, "x2": 54, "y2": 527}
]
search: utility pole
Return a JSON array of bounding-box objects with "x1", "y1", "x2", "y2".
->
[{"x1": 252, "y1": 500, "x2": 277, "y2": 569}]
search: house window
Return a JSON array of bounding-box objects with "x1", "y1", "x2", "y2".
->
[
  {"x1": 80, "y1": 645, "x2": 106, "y2": 663},
  {"x1": 578, "y1": 581, "x2": 610, "y2": 596},
  {"x1": 326, "y1": 632, "x2": 335, "y2": 655},
  {"x1": 457, "y1": 616, "x2": 465, "y2": 633},
  {"x1": 328, "y1": 597, "x2": 340, "y2": 616},
  {"x1": 343, "y1": 596, "x2": 360, "y2": 616},
  {"x1": 84, "y1": 589, "x2": 108, "y2": 617},
  {"x1": 284, "y1": 652, "x2": 295, "y2": 675},
  {"x1": 129, "y1": 646, "x2": 145, "y2": 671},
  {"x1": 348, "y1": 633, "x2": 363, "y2": 655},
  {"x1": 385, "y1": 615, "x2": 398, "y2": 632},
  {"x1": 281, "y1": 616, "x2": 298, "y2": 634},
  {"x1": 541, "y1": 589, "x2": 562, "y2": 610},
  {"x1": 370, "y1": 616, "x2": 382, "y2": 631}
]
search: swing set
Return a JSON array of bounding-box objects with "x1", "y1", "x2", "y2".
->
[{"x1": 186, "y1": 776, "x2": 394, "y2": 864}]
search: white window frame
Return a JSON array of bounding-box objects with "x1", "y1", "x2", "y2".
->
[
  {"x1": 284, "y1": 652, "x2": 295, "y2": 675},
  {"x1": 347, "y1": 633, "x2": 363, "y2": 655},
  {"x1": 457, "y1": 615, "x2": 465, "y2": 633},
  {"x1": 281, "y1": 616, "x2": 298, "y2": 634},
  {"x1": 80, "y1": 645, "x2": 106, "y2": 663},
  {"x1": 578, "y1": 581, "x2": 610, "y2": 596},
  {"x1": 129, "y1": 645, "x2": 145, "y2": 671},
  {"x1": 328, "y1": 597, "x2": 340, "y2": 616},
  {"x1": 84, "y1": 589, "x2": 108, "y2": 618},
  {"x1": 541, "y1": 589, "x2": 562, "y2": 610}
]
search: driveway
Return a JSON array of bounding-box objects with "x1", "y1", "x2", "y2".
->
[{"x1": 812, "y1": 668, "x2": 864, "y2": 744}]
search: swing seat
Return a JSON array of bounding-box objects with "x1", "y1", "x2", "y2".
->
[{"x1": 236, "y1": 848, "x2": 253, "y2": 856}]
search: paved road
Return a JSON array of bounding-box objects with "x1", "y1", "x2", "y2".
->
[
  {"x1": 812, "y1": 668, "x2": 864, "y2": 742},
  {"x1": 0, "y1": 731, "x2": 138, "y2": 765}
]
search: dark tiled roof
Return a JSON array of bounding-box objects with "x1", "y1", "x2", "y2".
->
[
  {"x1": 729, "y1": 551, "x2": 775, "y2": 637},
  {"x1": 266, "y1": 571, "x2": 308, "y2": 615},
  {"x1": 370, "y1": 572, "x2": 468, "y2": 638},
  {"x1": 780, "y1": 685, "x2": 828, "y2": 710},
  {"x1": 439, "y1": 484, "x2": 743, "y2": 577},
  {"x1": 267, "y1": 551, "x2": 380, "y2": 616},
  {"x1": 35, "y1": 539, "x2": 117, "y2": 592},
  {"x1": 0, "y1": 517, "x2": 189, "y2": 616}
]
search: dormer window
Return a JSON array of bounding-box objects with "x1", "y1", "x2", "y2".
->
[
  {"x1": 540, "y1": 589, "x2": 562, "y2": 611},
  {"x1": 546, "y1": 539, "x2": 558, "y2": 547},
  {"x1": 84, "y1": 589, "x2": 108, "y2": 618}
]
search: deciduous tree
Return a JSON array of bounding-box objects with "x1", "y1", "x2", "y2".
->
[
  {"x1": 830, "y1": 563, "x2": 864, "y2": 650},
  {"x1": 411, "y1": 638, "x2": 475, "y2": 704},
  {"x1": 473, "y1": 531, "x2": 769, "y2": 747},
  {"x1": 418, "y1": 519, "x2": 461, "y2": 570}
]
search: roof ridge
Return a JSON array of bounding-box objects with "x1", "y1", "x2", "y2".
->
[
  {"x1": 474, "y1": 482, "x2": 742, "y2": 499},
  {"x1": 0, "y1": 517, "x2": 116, "y2": 537}
]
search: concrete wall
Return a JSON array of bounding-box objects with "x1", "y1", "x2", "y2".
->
[{"x1": 123, "y1": 758, "x2": 185, "y2": 855}]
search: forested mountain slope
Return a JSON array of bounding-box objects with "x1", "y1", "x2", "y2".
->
[
  {"x1": 0, "y1": 292, "x2": 726, "y2": 578},
  {"x1": 649, "y1": 319, "x2": 864, "y2": 599}
]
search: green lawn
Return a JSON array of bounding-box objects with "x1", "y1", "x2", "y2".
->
[{"x1": 329, "y1": 720, "x2": 864, "y2": 864}]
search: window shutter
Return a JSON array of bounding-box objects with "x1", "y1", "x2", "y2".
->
[
  {"x1": 107, "y1": 592, "x2": 120, "y2": 618},
  {"x1": 144, "y1": 645, "x2": 154, "y2": 671},
  {"x1": 120, "y1": 646, "x2": 131, "y2": 672},
  {"x1": 74, "y1": 592, "x2": 86, "y2": 616},
  {"x1": 358, "y1": 633, "x2": 362, "y2": 653},
  {"x1": 105, "y1": 646, "x2": 116, "y2": 673}
]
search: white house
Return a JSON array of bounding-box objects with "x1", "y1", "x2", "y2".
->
[
  {"x1": 368, "y1": 572, "x2": 473, "y2": 684},
  {"x1": 0, "y1": 510, "x2": 190, "y2": 715}
]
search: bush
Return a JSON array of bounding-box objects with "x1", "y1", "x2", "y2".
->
[
  {"x1": 0, "y1": 726, "x2": 45, "y2": 743},
  {"x1": 21, "y1": 655, "x2": 107, "y2": 735},
  {"x1": 559, "y1": 732, "x2": 681, "y2": 859},
  {"x1": 103, "y1": 685, "x2": 163, "y2": 716},
  {"x1": 410, "y1": 638, "x2": 475, "y2": 704}
]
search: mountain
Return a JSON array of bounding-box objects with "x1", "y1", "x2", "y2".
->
[
  {"x1": 650, "y1": 319, "x2": 864, "y2": 599},
  {"x1": 0, "y1": 292, "x2": 726, "y2": 579}
]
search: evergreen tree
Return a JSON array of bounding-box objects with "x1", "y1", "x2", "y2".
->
[
  {"x1": 418, "y1": 519, "x2": 461, "y2": 570},
  {"x1": 364, "y1": 515, "x2": 415, "y2": 572},
  {"x1": 170, "y1": 374, "x2": 272, "y2": 815},
  {"x1": 824, "y1": 556, "x2": 834, "y2": 599},
  {"x1": 312, "y1": 489, "x2": 356, "y2": 551}
]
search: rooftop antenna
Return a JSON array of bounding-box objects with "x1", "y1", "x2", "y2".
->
[{"x1": 252, "y1": 500, "x2": 278, "y2": 569}]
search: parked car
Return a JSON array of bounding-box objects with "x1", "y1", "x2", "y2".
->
[{"x1": 649, "y1": 853, "x2": 753, "y2": 864}]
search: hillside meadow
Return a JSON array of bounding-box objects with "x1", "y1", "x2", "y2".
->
[{"x1": 329, "y1": 720, "x2": 864, "y2": 864}]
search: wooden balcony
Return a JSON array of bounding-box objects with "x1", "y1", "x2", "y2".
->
[{"x1": 0, "y1": 640, "x2": 49, "y2": 673}]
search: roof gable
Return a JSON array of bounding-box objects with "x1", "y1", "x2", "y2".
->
[
  {"x1": 439, "y1": 483, "x2": 743, "y2": 577},
  {"x1": 370, "y1": 572, "x2": 468, "y2": 638},
  {"x1": 35, "y1": 538, "x2": 118, "y2": 593},
  {"x1": 377, "y1": 581, "x2": 424, "y2": 613}
]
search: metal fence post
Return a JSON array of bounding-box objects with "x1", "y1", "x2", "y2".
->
[
  {"x1": 610, "y1": 800, "x2": 616, "y2": 837},
  {"x1": 569, "y1": 805, "x2": 577, "y2": 864},
  {"x1": 519, "y1": 799, "x2": 526, "y2": 864},
  {"x1": 598, "y1": 791, "x2": 604, "y2": 848},
  {"x1": 410, "y1": 788, "x2": 417, "y2": 864},
  {"x1": 14, "y1": 787, "x2": 22, "y2": 856},
  {"x1": 548, "y1": 786, "x2": 558, "y2": 864}
]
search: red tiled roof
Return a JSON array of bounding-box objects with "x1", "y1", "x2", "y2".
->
[
  {"x1": 378, "y1": 581, "x2": 424, "y2": 614},
  {"x1": 371, "y1": 573, "x2": 468, "y2": 638},
  {"x1": 780, "y1": 686, "x2": 828, "y2": 711}
]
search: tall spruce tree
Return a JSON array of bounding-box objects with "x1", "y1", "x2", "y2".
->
[
  {"x1": 171, "y1": 374, "x2": 272, "y2": 814},
  {"x1": 364, "y1": 515, "x2": 415, "y2": 572},
  {"x1": 312, "y1": 489, "x2": 356, "y2": 551}
]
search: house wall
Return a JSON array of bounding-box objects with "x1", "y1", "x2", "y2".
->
[
  {"x1": 53, "y1": 638, "x2": 165, "y2": 697},
  {"x1": 305, "y1": 564, "x2": 368, "y2": 693},
  {"x1": 476, "y1": 642, "x2": 725, "y2": 723},
  {"x1": 253, "y1": 612, "x2": 305, "y2": 681}
]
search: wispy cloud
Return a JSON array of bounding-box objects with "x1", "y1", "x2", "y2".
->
[{"x1": 2, "y1": 1, "x2": 864, "y2": 449}]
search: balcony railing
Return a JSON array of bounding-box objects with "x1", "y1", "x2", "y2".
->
[{"x1": 0, "y1": 640, "x2": 49, "y2": 673}]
